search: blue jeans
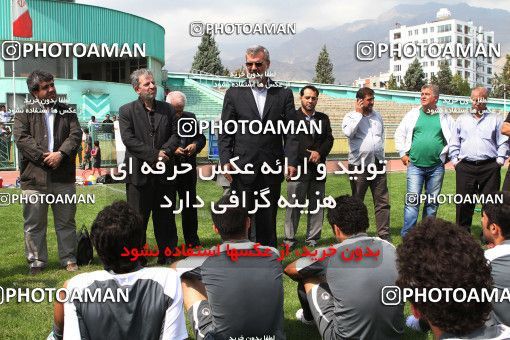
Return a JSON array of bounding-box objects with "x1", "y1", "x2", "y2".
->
[{"x1": 401, "y1": 162, "x2": 445, "y2": 236}]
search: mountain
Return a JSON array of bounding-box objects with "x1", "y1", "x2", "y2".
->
[{"x1": 166, "y1": 2, "x2": 510, "y2": 84}]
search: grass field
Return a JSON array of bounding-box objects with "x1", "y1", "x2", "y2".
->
[{"x1": 0, "y1": 169, "x2": 494, "y2": 339}]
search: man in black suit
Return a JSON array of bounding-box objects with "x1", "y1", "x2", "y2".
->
[
  {"x1": 119, "y1": 69, "x2": 179, "y2": 264},
  {"x1": 284, "y1": 85, "x2": 333, "y2": 248},
  {"x1": 166, "y1": 91, "x2": 206, "y2": 247},
  {"x1": 219, "y1": 45, "x2": 299, "y2": 247}
]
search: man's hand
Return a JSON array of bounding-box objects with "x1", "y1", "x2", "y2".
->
[
  {"x1": 355, "y1": 99, "x2": 363, "y2": 113},
  {"x1": 174, "y1": 147, "x2": 186, "y2": 156},
  {"x1": 184, "y1": 143, "x2": 197, "y2": 156},
  {"x1": 307, "y1": 149, "x2": 321, "y2": 164},
  {"x1": 401, "y1": 155, "x2": 410, "y2": 166},
  {"x1": 158, "y1": 150, "x2": 170, "y2": 162},
  {"x1": 286, "y1": 166, "x2": 297, "y2": 181},
  {"x1": 223, "y1": 163, "x2": 233, "y2": 183},
  {"x1": 43, "y1": 152, "x2": 63, "y2": 169}
]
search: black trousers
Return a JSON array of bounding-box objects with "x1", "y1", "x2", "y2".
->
[
  {"x1": 456, "y1": 160, "x2": 501, "y2": 230},
  {"x1": 126, "y1": 178, "x2": 177, "y2": 261},
  {"x1": 348, "y1": 162, "x2": 391, "y2": 239},
  {"x1": 231, "y1": 173, "x2": 282, "y2": 248},
  {"x1": 175, "y1": 169, "x2": 200, "y2": 247}
]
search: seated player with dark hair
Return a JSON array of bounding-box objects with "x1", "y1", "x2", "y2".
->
[
  {"x1": 173, "y1": 195, "x2": 285, "y2": 339},
  {"x1": 397, "y1": 217, "x2": 510, "y2": 339},
  {"x1": 50, "y1": 201, "x2": 187, "y2": 340},
  {"x1": 483, "y1": 191, "x2": 510, "y2": 327},
  {"x1": 284, "y1": 195, "x2": 404, "y2": 339}
]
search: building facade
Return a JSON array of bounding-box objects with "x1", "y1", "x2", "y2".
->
[{"x1": 388, "y1": 8, "x2": 495, "y2": 89}]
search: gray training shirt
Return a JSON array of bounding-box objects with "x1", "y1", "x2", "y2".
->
[
  {"x1": 296, "y1": 233, "x2": 404, "y2": 339},
  {"x1": 177, "y1": 240, "x2": 285, "y2": 340}
]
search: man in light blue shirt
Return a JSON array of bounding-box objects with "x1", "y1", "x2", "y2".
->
[{"x1": 449, "y1": 87, "x2": 509, "y2": 232}]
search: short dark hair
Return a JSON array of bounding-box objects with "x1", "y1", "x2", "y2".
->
[
  {"x1": 94, "y1": 140, "x2": 99, "y2": 147},
  {"x1": 396, "y1": 218, "x2": 493, "y2": 336},
  {"x1": 90, "y1": 201, "x2": 144, "y2": 272},
  {"x1": 327, "y1": 195, "x2": 369, "y2": 235},
  {"x1": 83, "y1": 127, "x2": 89, "y2": 133},
  {"x1": 356, "y1": 87, "x2": 375, "y2": 100},
  {"x1": 300, "y1": 85, "x2": 319, "y2": 97},
  {"x1": 210, "y1": 195, "x2": 249, "y2": 240},
  {"x1": 483, "y1": 191, "x2": 510, "y2": 239},
  {"x1": 26, "y1": 70, "x2": 54, "y2": 94}
]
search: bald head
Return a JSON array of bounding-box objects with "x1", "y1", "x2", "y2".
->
[
  {"x1": 166, "y1": 91, "x2": 187, "y2": 114},
  {"x1": 471, "y1": 87, "x2": 488, "y2": 114}
]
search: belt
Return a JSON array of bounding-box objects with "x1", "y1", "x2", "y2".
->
[{"x1": 461, "y1": 158, "x2": 496, "y2": 165}]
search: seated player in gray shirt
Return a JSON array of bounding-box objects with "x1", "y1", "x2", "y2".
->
[
  {"x1": 482, "y1": 191, "x2": 510, "y2": 327},
  {"x1": 284, "y1": 195, "x2": 404, "y2": 340},
  {"x1": 398, "y1": 217, "x2": 510, "y2": 339},
  {"x1": 173, "y1": 194, "x2": 285, "y2": 340}
]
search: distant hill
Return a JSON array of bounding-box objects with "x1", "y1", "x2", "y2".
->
[{"x1": 166, "y1": 2, "x2": 510, "y2": 84}]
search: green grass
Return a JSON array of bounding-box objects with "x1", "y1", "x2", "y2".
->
[{"x1": 0, "y1": 170, "x2": 493, "y2": 339}]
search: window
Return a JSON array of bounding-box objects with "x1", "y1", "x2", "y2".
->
[
  {"x1": 487, "y1": 36, "x2": 493, "y2": 43},
  {"x1": 487, "y1": 67, "x2": 492, "y2": 75},
  {"x1": 423, "y1": 28, "x2": 428, "y2": 34},
  {"x1": 457, "y1": 36, "x2": 463, "y2": 44},
  {"x1": 394, "y1": 32, "x2": 401, "y2": 39},
  {"x1": 408, "y1": 30, "x2": 412, "y2": 36},
  {"x1": 464, "y1": 60, "x2": 470, "y2": 68},
  {"x1": 430, "y1": 61, "x2": 435, "y2": 66},
  {"x1": 457, "y1": 59, "x2": 463, "y2": 67},
  {"x1": 431, "y1": 72, "x2": 435, "y2": 76},
  {"x1": 415, "y1": 29, "x2": 418, "y2": 35},
  {"x1": 438, "y1": 36, "x2": 451, "y2": 44},
  {"x1": 430, "y1": 27, "x2": 434, "y2": 32},
  {"x1": 457, "y1": 24, "x2": 462, "y2": 32},
  {"x1": 430, "y1": 38, "x2": 435, "y2": 43},
  {"x1": 464, "y1": 71, "x2": 471, "y2": 79},
  {"x1": 394, "y1": 65, "x2": 401, "y2": 71},
  {"x1": 464, "y1": 37, "x2": 470, "y2": 45},
  {"x1": 422, "y1": 61, "x2": 428, "y2": 67},
  {"x1": 438, "y1": 24, "x2": 451, "y2": 33},
  {"x1": 423, "y1": 39, "x2": 428, "y2": 43}
]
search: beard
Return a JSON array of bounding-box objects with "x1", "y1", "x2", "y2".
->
[{"x1": 139, "y1": 92, "x2": 156, "y2": 102}]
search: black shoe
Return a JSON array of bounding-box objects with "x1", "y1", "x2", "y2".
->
[{"x1": 29, "y1": 267, "x2": 43, "y2": 275}]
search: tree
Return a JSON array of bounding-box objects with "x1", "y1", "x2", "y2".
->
[
  {"x1": 402, "y1": 59, "x2": 426, "y2": 92},
  {"x1": 491, "y1": 54, "x2": 510, "y2": 98},
  {"x1": 387, "y1": 74, "x2": 399, "y2": 90},
  {"x1": 313, "y1": 45, "x2": 335, "y2": 84},
  {"x1": 190, "y1": 33, "x2": 226, "y2": 75},
  {"x1": 430, "y1": 74, "x2": 438, "y2": 86},
  {"x1": 436, "y1": 61, "x2": 453, "y2": 95},
  {"x1": 451, "y1": 73, "x2": 471, "y2": 96}
]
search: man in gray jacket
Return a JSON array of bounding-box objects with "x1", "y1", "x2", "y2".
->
[{"x1": 14, "y1": 70, "x2": 82, "y2": 275}]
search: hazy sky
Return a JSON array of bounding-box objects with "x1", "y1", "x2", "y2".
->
[{"x1": 77, "y1": 0, "x2": 510, "y2": 60}]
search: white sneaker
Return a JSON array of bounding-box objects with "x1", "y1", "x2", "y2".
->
[{"x1": 295, "y1": 308, "x2": 314, "y2": 325}]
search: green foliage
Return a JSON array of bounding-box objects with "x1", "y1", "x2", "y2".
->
[
  {"x1": 387, "y1": 74, "x2": 399, "y2": 90},
  {"x1": 190, "y1": 33, "x2": 226, "y2": 75},
  {"x1": 313, "y1": 45, "x2": 335, "y2": 84},
  {"x1": 402, "y1": 59, "x2": 426, "y2": 92},
  {"x1": 491, "y1": 54, "x2": 510, "y2": 98},
  {"x1": 451, "y1": 73, "x2": 471, "y2": 96},
  {"x1": 436, "y1": 61, "x2": 453, "y2": 95}
]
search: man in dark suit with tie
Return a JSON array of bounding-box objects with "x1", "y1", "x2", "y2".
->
[
  {"x1": 284, "y1": 85, "x2": 334, "y2": 248},
  {"x1": 219, "y1": 45, "x2": 299, "y2": 247},
  {"x1": 166, "y1": 91, "x2": 206, "y2": 247},
  {"x1": 119, "y1": 69, "x2": 179, "y2": 264}
]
